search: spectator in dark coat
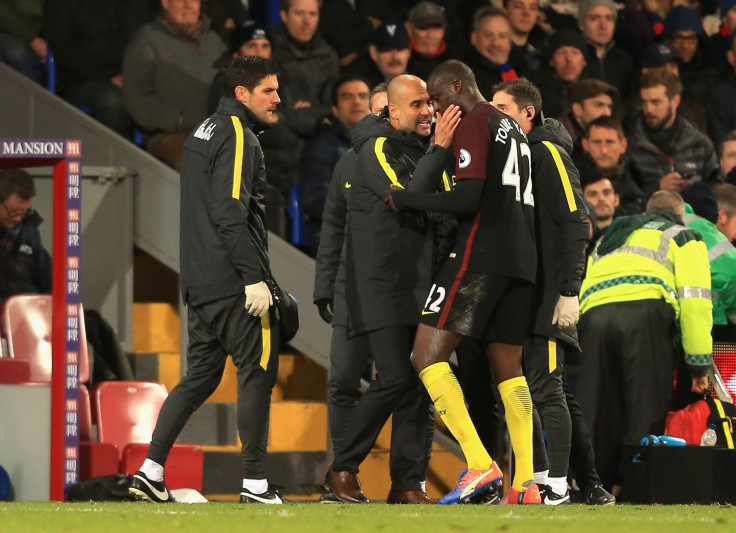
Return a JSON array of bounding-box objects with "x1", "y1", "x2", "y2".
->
[
  {"x1": 709, "y1": 0, "x2": 736, "y2": 66},
  {"x1": 503, "y1": 0, "x2": 549, "y2": 77},
  {"x1": 662, "y1": 6, "x2": 722, "y2": 113},
  {"x1": 299, "y1": 74, "x2": 371, "y2": 255},
  {"x1": 0, "y1": 0, "x2": 45, "y2": 84},
  {"x1": 577, "y1": 0, "x2": 635, "y2": 99},
  {"x1": 43, "y1": 0, "x2": 155, "y2": 135},
  {"x1": 707, "y1": 38, "x2": 736, "y2": 147},
  {"x1": 535, "y1": 28, "x2": 589, "y2": 119},
  {"x1": 625, "y1": 68, "x2": 722, "y2": 201},
  {"x1": 719, "y1": 130, "x2": 736, "y2": 184},
  {"x1": 578, "y1": 116, "x2": 645, "y2": 216},
  {"x1": 556, "y1": 78, "x2": 618, "y2": 147},
  {"x1": 343, "y1": 21, "x2": 411, "y2": 87},
  {"x1": 319, "y1": 0, "x2": 379, "y2": 68},
  {"x1": 406, "y1": 2, "x2": 455, "y2": 81},
  {"x1": 270, "y1": 0, "x2": 339, "y2": 114},
  {"x1": 205, "y1": 0, "x2": 250, "y2": 45},
  {"x1": 463, "y1": 7, "x2": 521, "y2": 99}
]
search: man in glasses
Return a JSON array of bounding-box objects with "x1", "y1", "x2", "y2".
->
[{"x1": 0, "y1": 168, "x2": 49, "y2": 303}]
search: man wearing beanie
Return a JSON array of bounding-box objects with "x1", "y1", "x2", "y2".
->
[
  {"x1": 577, "y1": 0, "x2": 634, "y2": 98},
  {"x1": 406, "y1": 2, "x2": 455, "y2": 81},
  {"x1": 662, "y1": 5, "x2": 721, "y2": 107},
  {"x1": 534, "y1": 28, "x2": 588, "y2": 118}
]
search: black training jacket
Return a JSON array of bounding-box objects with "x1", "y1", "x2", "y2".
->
[
  {"x1": 528, "y1": 119, "x2": 589, "y2": 347},
  {"x1": 180, "y1": 96, "x2": 269, "y2": 307}
]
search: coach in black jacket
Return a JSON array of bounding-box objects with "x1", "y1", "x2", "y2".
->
[
  {"x1": 129, "y1": 57, "x2": 287, "y2": 505},
  {"x1": 325, "y1": 74, "x2": 458, "y2": 504},
  {"x1": 492, "y1": 80, "x2": 614, "y2": 506}
]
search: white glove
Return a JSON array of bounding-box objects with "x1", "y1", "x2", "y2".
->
[
  {"x1": 552, "y1": 295, "x2": 579, "y2": 328},
  {"x1": 244, "y1": 281, "x2": 272, "y2": 317}
]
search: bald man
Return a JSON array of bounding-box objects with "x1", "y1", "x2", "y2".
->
[{"x1": 324, "y1": 75, "x2": 461, "y2": 504}]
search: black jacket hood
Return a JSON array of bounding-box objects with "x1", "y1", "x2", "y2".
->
[{"x1": 527, "y1": 118, "x2": 574, "y2": 155}]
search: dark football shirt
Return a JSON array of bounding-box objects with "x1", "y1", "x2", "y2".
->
[{"x1": 450, "y1": 101, "x2": 536, "y2": 281}]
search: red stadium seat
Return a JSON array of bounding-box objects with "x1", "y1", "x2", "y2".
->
[
  {"x1": 1, "y1": 294, "x2": 89, "y2": 383},
  {"x1": 78, "y1": 385, "x2": 119, "y2": 480},
  {"x1": 92, "y1": 381, "x2": 203, "y2": 490}
]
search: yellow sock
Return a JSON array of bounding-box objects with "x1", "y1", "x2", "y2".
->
[
  {"x1": 498, "y1": 376, "x2": 534, "y2": 491},
  {"x1": 419, "y1": 362, "x2": 492, "y2": 470}
]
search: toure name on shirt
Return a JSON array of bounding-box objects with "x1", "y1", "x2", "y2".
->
[{"x1": 494, "y1": 117, "x2": 527, "y2": 144}]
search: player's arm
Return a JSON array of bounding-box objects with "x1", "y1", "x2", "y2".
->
[
  {"x1": 209, "y1": 121, "x2": 262, "y2": 285},
  {"x1": 391, "y1": 178, "x2": 483, "y2": 214}
]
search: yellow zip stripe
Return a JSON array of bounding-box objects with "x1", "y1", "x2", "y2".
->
[
  {"x1": 548, "y1": 337, "x2": 557, "y2": 373},
  {"x1": 713, "y1": 398, "x2": 734, "y2": 449},
  {"x1": 259, "y1": 311, "x2": 271, "y2": 370},
  {"x1": 374, "y1": 137, "x2": 404, "y2": 189},
  {"x1": 230, "y1": 116, "x2": 244, "y2": 199},
  {"x1": 441, "y1": 170, "x2": 452, "y2": 191},
  {"x1": 542, "y1": 141, "x2": 575, "y2": 213}
]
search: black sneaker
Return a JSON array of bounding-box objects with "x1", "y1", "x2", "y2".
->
[
  {"x1": 585, "y1": 484, "x2": 616, "y2": 506},
  {"x1": 543, "y1": 487, "x2": 570, "y2": 506},
  {"x1": 239, "y1": 485, "x2": 288, "y2": 504},
  {"x1": 129, "y1": 471, "x2": 174, "y2": 503}
]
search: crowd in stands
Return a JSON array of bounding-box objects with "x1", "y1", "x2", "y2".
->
[
  {"x1": 3, "y1": 0, "x2": 736, "y2": 502},
  {"x1": 2, "y1": 0, "x2": 735, "y2": 253}
]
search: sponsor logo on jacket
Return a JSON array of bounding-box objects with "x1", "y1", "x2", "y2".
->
[{"x1": 194, "y1": 119, "x2": 217, "y2": 141}]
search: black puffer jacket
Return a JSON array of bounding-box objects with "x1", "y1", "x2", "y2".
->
[
  {"x1": 625, "y1": 112, "x2": 721, "y2": 201},
  {"x1": 527, "y1": 119, "x2": 589, "y2": 347},
  {"x1": 344, "y1": 110, "x2": 450, "y2": 335}
]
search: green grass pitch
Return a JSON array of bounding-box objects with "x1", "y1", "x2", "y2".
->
[{"x1": 1, "y1": 502, "x2": 733, "y2": 533}]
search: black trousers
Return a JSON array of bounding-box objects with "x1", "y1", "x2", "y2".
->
[
  {"x1": 327, "y1": 324, "x2": 372, "y2": 458},
  {"x1": 577, "y1": 299, "x2": 676, "y2": 489},
  {"x1": 524, "y1": 336, "x2": 572, "y2": 479},
  {"x1": 147, "y1": 292, "x2": 280, "y2": 479},
  {"x1": 332, "y1": 325, "x2": 434, "y2": 492}
]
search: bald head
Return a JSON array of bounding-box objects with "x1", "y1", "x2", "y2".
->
[
  {"x1": 426, "y1": 60, "x2": 484, "y2": 114},
  {"x1": 387, "y1": 75, "x2": 433, "y2": 136}
]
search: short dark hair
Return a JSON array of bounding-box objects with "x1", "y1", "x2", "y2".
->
[
  {"x1": 584, "y1": 115, "x2": 625, "y2": 140},
  {"x1": 280, "y1": 0, "x2": 323, "y2": 11},
  {"x1": 640, "y1": 67, "x2": 682, "y2": 98},
  {"x1": 331, "y1": 73, "x2": 371, "y2": 106},
  {"x1": 0, "y1": 168, "x2": 36, "y2": 202},
  {"x1": 225, "y1": 56, "x2": 280, "y2": 97},
  {"x1": 370, "y1": 82, "x2": 389, "y2": 109},
  {"x1": 491, "y1": 78, "x2": 543, "y2": 116},
  {"x1": 712, "y1": 183, "x2": 736, "y2": 216},
  {"x1": 473, "y1": 6, "x2": 509, "y2": 32},
  {"x1": 720, "y1": 130, "x2": 736, "y2": 155}
]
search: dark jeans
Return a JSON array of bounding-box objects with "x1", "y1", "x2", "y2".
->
[
  {"x1": 69, "y1": 80, "x2": 130, "y2": 136},
  {"x1": 0, "y1": 32, "x2": 43, "y2": 84}
]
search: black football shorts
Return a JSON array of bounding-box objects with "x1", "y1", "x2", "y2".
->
[{"x1": 419, "y1": 271, "x2": 533, "y2": 345}]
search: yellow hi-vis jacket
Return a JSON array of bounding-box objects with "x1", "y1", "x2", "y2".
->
[{"x1": 580, "y1": 211, "x2": 713, "y2": 375}]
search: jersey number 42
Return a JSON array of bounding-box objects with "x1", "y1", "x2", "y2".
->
[{"x1": 502, "y1": 137, "x2": 534, "y2": 206}]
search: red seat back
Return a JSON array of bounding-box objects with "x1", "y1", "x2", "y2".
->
[
  {"x1": 1, "y1": 294, "x2": 89, "y2": 383},
  {"x1": 93, "y1": 381, "x2": 168, "y2": 458}
]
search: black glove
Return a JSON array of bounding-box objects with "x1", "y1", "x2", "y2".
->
[{"x1": 315, "y1": 298, "x2": 333, "y2": 324}]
